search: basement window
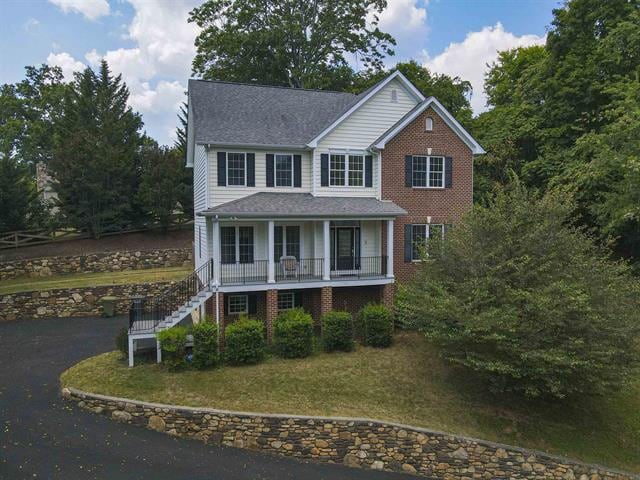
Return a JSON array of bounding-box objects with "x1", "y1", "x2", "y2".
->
[{"x1": 228, "y1": 295, "x2": 248, "y2": 315}]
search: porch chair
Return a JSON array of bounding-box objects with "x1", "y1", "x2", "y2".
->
[{"x1": 280, "y1": 255, "x2": 299, "y2": 280}]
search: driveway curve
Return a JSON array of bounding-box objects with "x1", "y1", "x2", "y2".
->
[{"x1": 0, "y1": 315, "x2": 407, "y2": 480}]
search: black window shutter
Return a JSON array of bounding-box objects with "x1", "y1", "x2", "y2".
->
[
  {"x1": 266, "y1": 154, "x2": 274, "y2": 187},
  {"x1": 246, "y1": 153, "x2": 255, "y2": 186},
  {"x1": 294, "y1": 291, "x2": 303, "y2": 308},
  {"x1": 404, "y1": 224, "x2": 412, "y2": 263},
  {"x1": 445, "y1": 156, "x2": 453, "y2": 188},
  {"x1": 293, "y1": 155, "x2": 302, "y2": 187},
  {"x1": 365, "y1": 155, "x2": 373, "y2": 187},
  {"x1": 320, "y1": 153, "x2": 329, "y2": 186},
  {"x1": 405, "y1": 155, "x2": 413, "y2": 187},
  {"x1": 217, "y1": 151, "x2": 227, "y2": 186},
  {"x1": 248, "y1": 294, "x2": 257, "y2": 315},
  {"x1": 224, "y1": 295, "x2": 229, "y2": 315}
]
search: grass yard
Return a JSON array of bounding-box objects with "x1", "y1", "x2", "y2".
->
[
  {"x1": 0, "y1": 266, "x2": 191, "y2": 294},
  {"x1": 61, "y1": 332, "x2": 640, "y2": 472}
]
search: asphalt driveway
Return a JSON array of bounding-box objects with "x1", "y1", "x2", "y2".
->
[{"x1": 0, "y1": 315, "x2": 408, "y2": 480}]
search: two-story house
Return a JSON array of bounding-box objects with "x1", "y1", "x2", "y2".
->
[{"x1": 126, "y1": 71, "x2": 483, "y2": 365}]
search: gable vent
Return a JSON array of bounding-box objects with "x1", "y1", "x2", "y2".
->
[{"x1": 391, "y1": 89, "x2": 398, "y2": 102}]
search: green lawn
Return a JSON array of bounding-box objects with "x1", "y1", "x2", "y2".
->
[
  {"x1": 60, "y1": 332, "x2": 640, "y2": 473},
  {"x1": 0, "y1": 267, "x2": 191, "y2": 294}
]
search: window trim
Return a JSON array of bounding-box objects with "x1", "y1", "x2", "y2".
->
[
  {"x1": 220, "y1": 225, "x2": 255, "y2": 264},
  {"x1": 411, "y1": 155, "x2": 446, "y2": 189},
  {"x1": 410, "y1": 223, "x2": 446, "y2": 262},
  {"x1": 425, "y1": 117, "x2": 434, "y2": 131},
  {"x1": 274, "y1": 224, "x2": 302, "y2": 260},
  {"x1": 277, "y1": 291, "x2": 296, "y2": 311},
  {"x1": 227, "y1": 294, "x2": 249, "y2": 315},
  {"x1": 274, "y1": 153, "x2": 294, "y2": 187},
  {"x1": 226, "y1": 152, "x2": 248, "y2": 187},
  {"x1": 328, "y1": 150, "x2": 366, "y2": 188}
]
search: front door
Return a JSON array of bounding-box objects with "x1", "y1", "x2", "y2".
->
[{"x1": 336, "y1": 227, "x2": 355, "y2": 270}]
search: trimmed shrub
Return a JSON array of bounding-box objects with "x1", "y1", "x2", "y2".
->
[
  {"x1": 322, "y1": 311, "x2": 354, "y2": 352},
  {"x1": 224, "y1": 317, "x2": 265, "y2": 365},
  {"x1": 115, "y1": 327, "x2": 129, "y2": 358},
  {"x1": 192, "y1": 320, "x2": 219, "y2": 370},
  {"x1": 157, "y1": 326, "x2": 188, "y2": 370},
  {"x1": 273, "y1": 308, "x2": 314, "y2": 358},
  {"x1": 358, "y1": 303, "x2": 393, "y2": 348}
]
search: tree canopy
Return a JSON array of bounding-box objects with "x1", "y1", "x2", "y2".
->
[
  {"x1": 473, "y1": 0, "x2": 640, "y2": 268},
  {"x1": 189, "y1": 0, "x2": 395, "y2": 89}
]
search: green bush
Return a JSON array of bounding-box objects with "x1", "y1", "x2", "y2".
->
[
  {"x1": 224, "y1": 317, "x2": 265, "y2": 365},
  {"x1": 322, "y1": 311, "x2": 354, "y2": 352},
  {"x1": 192, "y1": 320, "x2": 219, "y2": 370},
  {"x1": 157, "y1": 326, "x2": 188, "y2": 370},
  {"x1": 403, "y1": 180, "x2": 640, "y2": 399},
  {"x1": 273, "y1": 308, "x2": 314, "y2": 358},
  {"x1": 115, "y1": 327, "x2": 129, "y2": 358},
  {"x1": 358, "y1": 304, "x2": 393, "y2": 348}
]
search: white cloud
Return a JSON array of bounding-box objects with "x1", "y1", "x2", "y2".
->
[
  {"x1": 74, "y1": 1, "x2": 197, "y2": 144},
  {"x1": 48, "y1": 0, "x2": 110, "y2": 21},
  {"x1": 46, "y1": 52, "x2": 86, "y2": 80},
  {"x1": 424, "y1": 22, "x2": 545, "y2": 113},
  {"x1": 23, "y1": 18, "x2": 40, "y2": 33},
  {"x1": 375, "y1": 0, "x2": 428, "y2": 62}
]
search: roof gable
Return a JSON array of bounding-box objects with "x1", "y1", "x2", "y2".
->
[
  {"x1": 372, "y1": 97, "x2": 486, "y2": 155},
  {"x1": 306, "y1": 71, "x2": 425, "y2": 148}
]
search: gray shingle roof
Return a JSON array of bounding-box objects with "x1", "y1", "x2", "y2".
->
[
  {"x1": 188, "y1": 80, "x2": 360, "y2": 147},
  {"x1": 198, "y1": 193, "x2": 407, "y2": 218}
]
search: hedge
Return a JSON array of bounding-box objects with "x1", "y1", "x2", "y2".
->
[
  {"x1": 321, "y1": 310, "x2": 354, "y2": 352},
  {"x1": 273, "y1": 308, "x2": 314, "y2": 358},
  {"x1": 224, "y1": 317, "x2": 265, "y2": 365},
  {"x1": 358, "y1": 303, "x2": 393, "y2": 348}
]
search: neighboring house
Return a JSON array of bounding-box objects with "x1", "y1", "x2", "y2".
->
[{"x1": 126, "y1": 71, "x2": 484, "y2": 365}]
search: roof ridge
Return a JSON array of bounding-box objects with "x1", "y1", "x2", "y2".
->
[{"x1": 189, "y1": 78, "x2": 357, "y2": 96}]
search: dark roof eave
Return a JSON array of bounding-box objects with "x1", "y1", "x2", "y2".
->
[{"x1": 197, "y1": 211, "x2": 406, "y2": 219}]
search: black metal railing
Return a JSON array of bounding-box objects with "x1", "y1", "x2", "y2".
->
[
  {"x1": 219, "y1": 260, "x2": 268, "y2": 285},
  {"x1": 330, "y1": 256, "x2": 387, "y2": 279},
  {"x1": 275, "y1": 258, "x2": 324, "y2": 282},
  {"x1": 129, "y1": 258, "x2": 214, "y2": 333}
]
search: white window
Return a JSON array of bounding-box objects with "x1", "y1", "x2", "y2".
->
[
  {"x1": 275, "y1": 154, "x2": 293, "y2": 187},
  {"x1": 277, "y1": 291, "x2": 296, "y2": 311},
  {"x1": 330, "y1": 153, "x2": 364, "y2": 187},
  {"x1": 228, "y1": 294, "x2": 248, "y2": 314},
  {"x1": 227, "y1": 152, "x2": 246, "y2": 186},
  {"x1": 220, "y1": 226, "x2": 254, "y2": 264},
  {"x1": 411, "y1": 224, "x2": 445, "y2": 261},
  {"x1": 425, "y1": 117, "x2": 433, "y2": 131},
  {"x1": 412, "y1": 155, "x2": 445, "y2": 188},
  {"x1": 274, "y1": 225, "x2": 300, "y2": 260}
]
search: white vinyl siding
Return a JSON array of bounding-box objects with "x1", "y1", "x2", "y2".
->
[
  {"x1": 314, "y1": 78, "x2": 419, "y2": 197},
  {"x1": 193, "y1": 144, "x2": 208, "y2": 268},
  {"x1": 208, "y1": 149, "x2": 312, "y2": 207}
]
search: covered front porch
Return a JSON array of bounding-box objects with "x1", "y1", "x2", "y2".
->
[{"x1": 198, "y1": 192, "x2": 406, "y2": 288}]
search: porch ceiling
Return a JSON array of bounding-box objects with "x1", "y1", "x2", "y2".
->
[{"x1": 198, "y1": 192, "x2": 407, "y2": 219}]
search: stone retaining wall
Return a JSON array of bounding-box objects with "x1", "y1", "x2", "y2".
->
[
  {"x1": 0, "y1": 282, "x2": 173, "y2": 321},
  {"x1": 0, "y1": 248, "x2": 192, "y2": 281},
  {"x1": 62, "y1": 387, "x2": 637, "y2": 480}
]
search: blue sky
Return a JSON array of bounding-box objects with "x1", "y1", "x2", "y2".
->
[{"x1": 0, "y1": 0, "x2": 560, "y2": 146}]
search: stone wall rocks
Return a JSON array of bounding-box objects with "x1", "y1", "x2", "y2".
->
[
  {"x1": 0, "y1": 248, "x2": 192, "y2": 281},
  {"x1": 0, "y1": 282, "x2": 173, "y2": 321},
  {"x1": 62, "y1": 387, "x2": 637, "y2": 480}
]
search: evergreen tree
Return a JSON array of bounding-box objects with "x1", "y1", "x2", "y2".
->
[
  {"x1": 50, "y1": 60, "x2": 143, "y2": 238},
  {"x1": 0, "y1": 154, "x2": 39, "y2": 231},
  {"x1": 137, "y1": 140, "x2": 192, "y2": 229}
]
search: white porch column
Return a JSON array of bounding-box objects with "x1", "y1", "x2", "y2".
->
[
  {"x1": 156, "y1": 339, "x2": 162, "y2": 363},
  {"x1": 212, "y1": 219, "x2": 220, "y2": 286},
  {"x1": 323, "y1": 220, "x2": 331, "y2": 281},
  {"x1": 386, "y1": 219, "x2": 394, "y2": 278},
  {"x1": 128, "y1": 337, "x2": 134, "y2": 367},
  {"x1": 267, "y1": 220, "x2": 275, "y2": 283}
]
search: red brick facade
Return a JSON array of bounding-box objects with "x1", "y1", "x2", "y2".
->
[{"x1": 381, "y1": 106, "x2": 474, "y2": 283}]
